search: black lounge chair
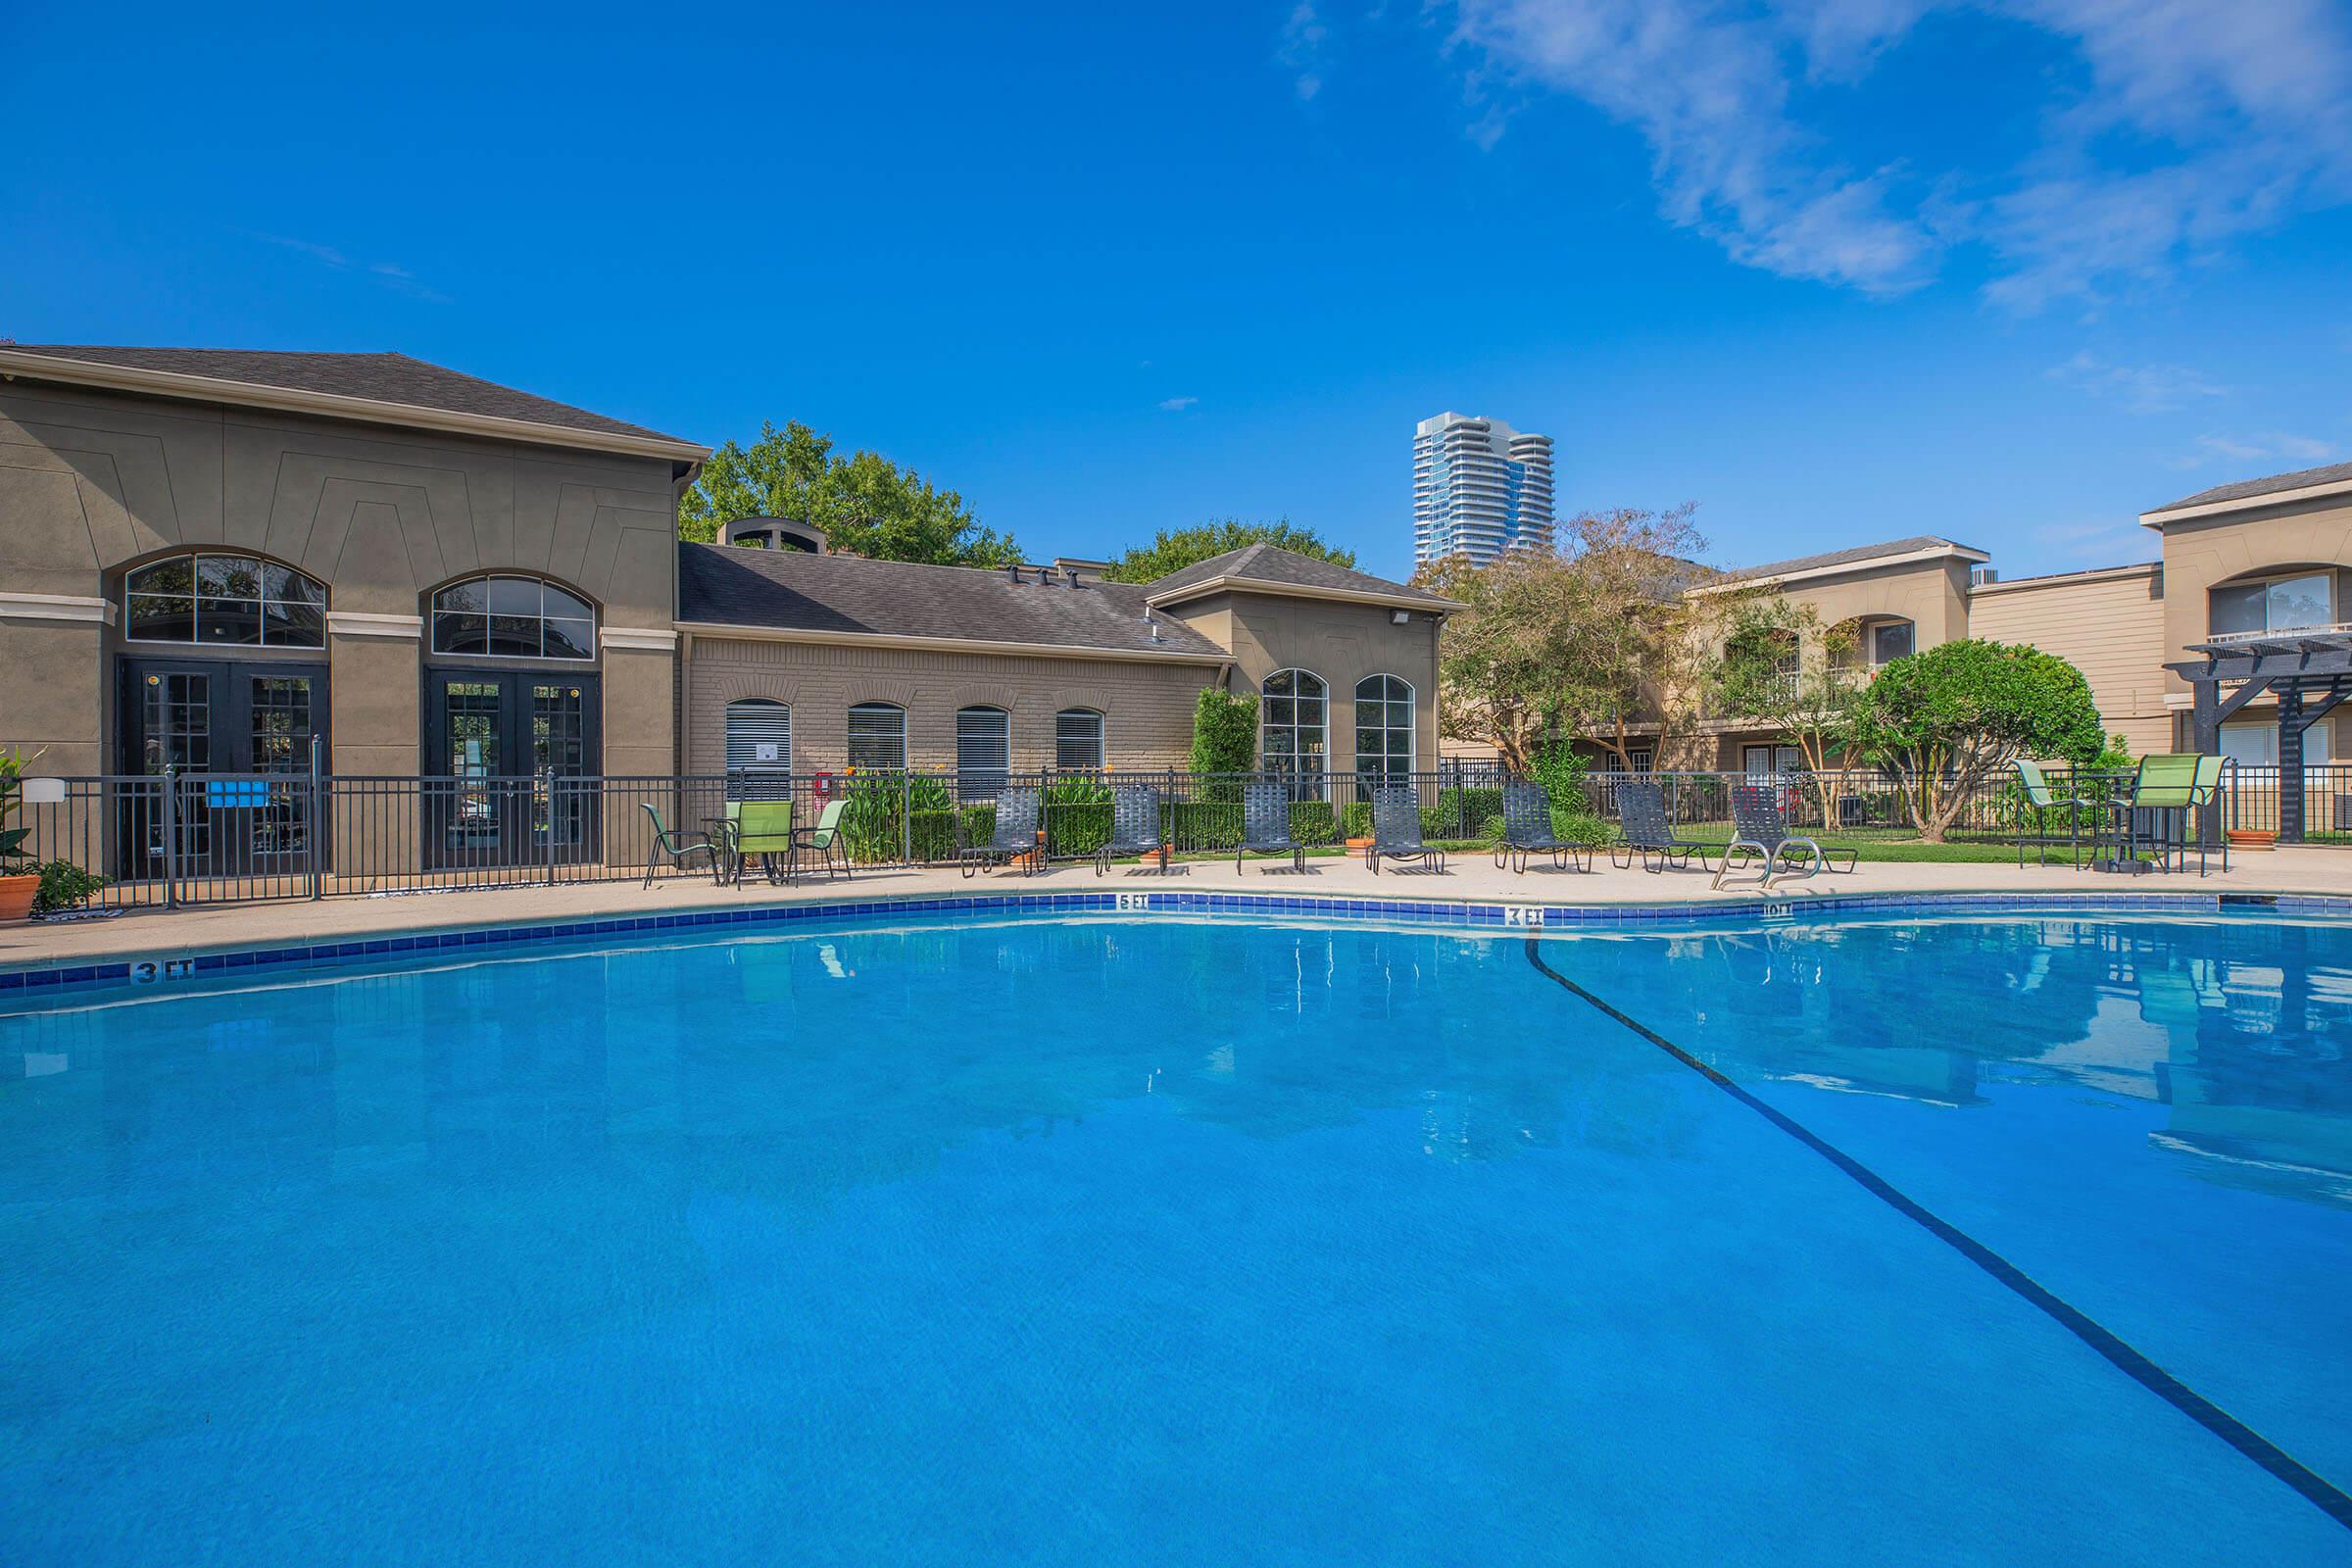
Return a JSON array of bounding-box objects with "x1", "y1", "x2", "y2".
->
[
  {"x1": 1493, "y1": 780, "x2": 1591, "y2": 873},
  {"x1": 1236, "y1": 781, "x2": 1307, "y2": 873},
  {"x1": 1609, "y1": 778, "x2": 1715, "y2": 873},
  {"x1": 1714, "y1": 783, "x2": 1856, "y2": 890},
  {"x1": 1097, "y1": 784, "x2": 1168, "y2": 875},
  {"x1": 1365, "y1": 785, "x2": 1445, "y2": 875},
  {"x1": 959, "y1": 787, "x2": 1042, "y2": 878}
]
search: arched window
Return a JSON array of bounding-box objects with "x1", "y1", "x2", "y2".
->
[
  {"x1": 956, "y1": 705, "x2": 1011, "y2": 798},
  {"x1": 123, "y1": 553, "x2": 325, "y2": 647},
  {"x1": 847, "y1": 702, "x2": 906, "y2": 771},
  {"x1": 1260, "y1": 669, "x2": 1327, "y2": 780},
  {"x1": 724, "y1": 699, "x2": 791, "y2": 773},
  {"x1": 429, "y1": 575, "x2": 596, "y2": 660},
  {"x1": 1054, "y1": 708, "x2": 1105, "y2": 771},
  {"x1": 1354, "y1": 674, "x2": 1415, "y2": 782}
]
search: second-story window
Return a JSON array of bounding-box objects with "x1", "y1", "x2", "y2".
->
[
  {"x1": 1870, "y1": 620, "x2": 1914, "y2": 665},
  {"x1": 2211, "y1": 572, "x2": 2335, "y2": 639}
]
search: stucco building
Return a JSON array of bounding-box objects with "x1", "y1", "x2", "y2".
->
[
  {"x1": 0, "y1": 343, "x2": 1449, "y2": 880},
  {"x1": 1583, "y1": 459, "x2": 2352, "y2": 776}
]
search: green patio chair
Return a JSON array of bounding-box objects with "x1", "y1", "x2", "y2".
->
[
  {"x1": 792, "y1": 798, "x2": 852, "y2": 881},
  {"x1": 2012, "y1": 760, "x2": 2092, "y2": 869},
  {"x1": 639, "y1": 803, "x2": 724, "y2": 888},
  {"x1": 2104, "y1": 754, "x2": 2204, "y2": 874},
  {"x1": 732, "y1": 798, "x2": 797, "y2": 885}
]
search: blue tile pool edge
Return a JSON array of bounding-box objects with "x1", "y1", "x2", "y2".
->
[{"x1": 3, "y1": 885, "x2": 2347, "y2": 998}]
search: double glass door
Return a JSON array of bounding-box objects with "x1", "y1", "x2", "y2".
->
[
  {"x1": 118, "y1": 660, "x2": 326, "y2": 879},
  {"x1": 423, "y1": 671, "x2": 600, "y2": 868}
]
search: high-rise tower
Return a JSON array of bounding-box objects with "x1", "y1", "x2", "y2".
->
[{"x1": 1412, "y1": 412, "x2": 1555, "y2": 567}]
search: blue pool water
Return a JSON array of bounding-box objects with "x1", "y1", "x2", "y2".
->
[{"x1": 3, "y1": 912, "x2": 2350, "y2": 1564}]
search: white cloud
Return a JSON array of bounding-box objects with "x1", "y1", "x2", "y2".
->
[
  {"x1": 2172, "y1": 431, "x2": 2338, "y2": 468},
  {"x1": 1157, "y1": 395, "x2": 1200, "y2": 412},
  {"x1": 251, "y1": 232, "x2": 449, "y2": 303},
  {"x1": 2045, "y1": 351, "x2": 2225, "y2": 415},
  {"x1": 1280, "y1": 3, "x2": 1328, "y2": 101},
  {"x1": 1444, "y1": 0, "x2": 2352, "y2": 307}
]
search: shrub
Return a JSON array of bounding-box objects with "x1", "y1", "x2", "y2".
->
[
  {"x1": 1435, "y1": 786, "x2": 1502, "y2": 837},
  {"x1": 1042, "y1": 776, "x2": 1113, "y2": 858},
  {"x1": 1340, "y1": 801, "x2": 1372, "y2": 840},
  {"x1": 840, "y1": 775, "x2": 958, "y2": 862},
  {"x1": 33, "y1": 859, "x2": 104, "y2": 913},
  {"x1": 1168, "y1": 800, "x2": 1242, "y2": 852},
  {"x1": 1288, "y1": 801, "x2": 1340, "y2": 845},
  {"x1": 1191, "y1": 687, "x2": 1257, "y2": 800}
]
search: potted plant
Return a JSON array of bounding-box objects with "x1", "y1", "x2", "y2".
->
[{"x1": 0, "y1": 751, "x2": 40, "y2": 923}]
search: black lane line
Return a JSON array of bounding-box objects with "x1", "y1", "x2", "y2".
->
[{"x1": 1522, "y1": 935, "x2": 2352, "y2": 1534}]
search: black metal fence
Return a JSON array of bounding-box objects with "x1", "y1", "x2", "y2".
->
[
  {"x1": 13, "y1": 765, "x2": 1527, "y2": 911},
  {"x1": 16, "y1": 760, "x2": 2340, "y2": 914}
]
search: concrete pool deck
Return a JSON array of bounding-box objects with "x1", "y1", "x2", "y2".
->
[{"x1": 3, "y1": 846, "x2": 2348, "y2": 974}]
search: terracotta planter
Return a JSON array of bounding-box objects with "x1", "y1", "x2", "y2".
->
[
  {"x1": 1138, "y1": 846, "x2": 1172, "y2": 868},
  {"x1": 0, "y1": 873, "x2": 36, "y2": 924},
  {"x1": 1344, "y1": 837, "x2": 1374, "y2": 853},
  {"x1": 2226, "y1": 829, "x2": 2278, "y2": 852}
]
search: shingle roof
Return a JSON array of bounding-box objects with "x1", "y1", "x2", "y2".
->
[
  {"x1": 676, "y1": 543, "x2": 1229, "y2": 657},
  {"x1": 2150, "y1": 460, "x2": 2352, "y2": 516},
  {"x1": 1144, "y1": 542, "x2": 1456, "y2": 606},
  {"x1": 1713, "y1": 534, "x2": 1985, "y2": 585},
  {"x1": 0, "y1": 344, "x2": 697, "y2": 448}
]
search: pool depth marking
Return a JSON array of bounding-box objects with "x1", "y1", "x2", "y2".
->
[{"x1": 1521, "y1": 935, "x2": 2352, "y2": 1535}]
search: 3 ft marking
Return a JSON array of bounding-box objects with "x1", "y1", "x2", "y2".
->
[
  {"x1": 1503, "y1": 906, "x2": 1546, "y2": 927},
  {"x1": 128, "y1": 957, "x2": 195, "y2": 985},
  {"x1": 1115, "y1": 893, "x2": 1154, "y2": 912}
]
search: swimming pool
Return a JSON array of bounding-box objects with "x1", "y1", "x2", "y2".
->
[{"x1": 3, "y1": 910, "x2": 2348, "y2": 1563}]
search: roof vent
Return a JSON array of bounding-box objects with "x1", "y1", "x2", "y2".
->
[
  {"x1": 1006, "y1": 563, "x2": 1024, "y2": 585},
  {"x1": 1146, "y1": 613, "x2": 1163, "y2": 643},
  {"x1": 1970, "y1": 565, "x2": 1999, "y2": 587}
]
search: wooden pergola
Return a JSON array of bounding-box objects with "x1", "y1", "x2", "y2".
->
[{"x1": 2168, "y1": 629, "x2": 2352, "y2": 843}]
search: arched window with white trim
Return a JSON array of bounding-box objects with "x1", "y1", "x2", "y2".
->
[
  {"x1": 1353, "y1": 674, "x2": 1415, "y2": 782},
  {"x1": 847, "y1": 702, "x2": 907, "y2": 771},
  {"x1": 724, "y1": 699, "x2": 791, "y2": 774},
  {"x1": 123, "y1": 552, "x2": 326, "y2": 647},
  {"x1": 1260, "y1": 669, "x2": 1327, "y2": 782},
  {"x1": 429, "y1": 574, "x2": 596, "y2": 660}
]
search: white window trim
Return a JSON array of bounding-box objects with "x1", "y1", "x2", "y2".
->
[
  {"x1": 1260, "y1": 668, "x2": 1330, "y2": 775},
  {"x1": 426, "y1": 573, "x2": 599, "y2": 662},
  {"x1": 724, "y1": 699, "x2": 793, "y2": 774},
  {"x1": 1054, "y1": 707, "x2": 1107, "y2": 771},
  {"x1": 1352, "y1": 674, "x2": 1416, "y2": 778}
]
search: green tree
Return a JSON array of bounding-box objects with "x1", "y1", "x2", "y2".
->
[
  {"x1": 1843, "y1": 639, "x2": 2105, "y2": 841},
  {"x1": 1417, "y1": 506, "x2": 1711, "y2": 772},
  {"x1": 1708, "y1": 596, "x2": 1870, "y2": 822},
  {"x1": 677, "y1": 419, "x2": 1020, "y2": 567},
  {"x1": 1102, "y1": 517, "x2": 1354, "y2": 584}
]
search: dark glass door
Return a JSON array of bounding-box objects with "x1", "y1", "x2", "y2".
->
[
  {"x1": 423, "y1": 671, "x2": 599, "y2": 868},
  {"x1": 118, "y1": 660, "x2": 326, "y2": 880}
]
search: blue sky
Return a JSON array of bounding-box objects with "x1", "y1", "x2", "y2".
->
[{"x1": 5, "y1": 1, "x2": 2348, "y2": 582}]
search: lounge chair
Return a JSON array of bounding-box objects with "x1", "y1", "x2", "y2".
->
[
  {"x1": 2102, "y1": 754, "x2": 2228, "y2": 875},
  {"x1": 1365, "y1": 785, "x2": 1445, "y2": 874},
  {"x1": 639, "y1": 803, "x2": 723, "y2": 888},
  {"x1": 960, "y1": 787, "x2": 1043, "y2": 877},
  {"x1": 1493, "y1": 780, "x2": 1590, "y2": 873},
  {"x1": 1098, "y1": 784, "x2": 1167, "y2": 875},
  {"x1": 1714, "y1": 783, "x2": 1856, "y2": 890},
  {"x1": 1609, "y1": 778, "x2": 1715, "y2": 873},
  {"x1": 1235, "y1": 781, "x2": 1306, "y2": 873},
  {"x1": 792, "y1": 798, "x2": 852, "y2": 881},
  {"x1": 730, "y1": 799, "x2": 797, "y2": 885},
  {"x1": 2012, "y1": 760, "x2": 2092, "y2": 868}
]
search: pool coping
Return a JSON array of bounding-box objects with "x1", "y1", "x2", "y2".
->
[{"x1": 4, "y1": 884, "x2": 2350, "y2": 998}]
